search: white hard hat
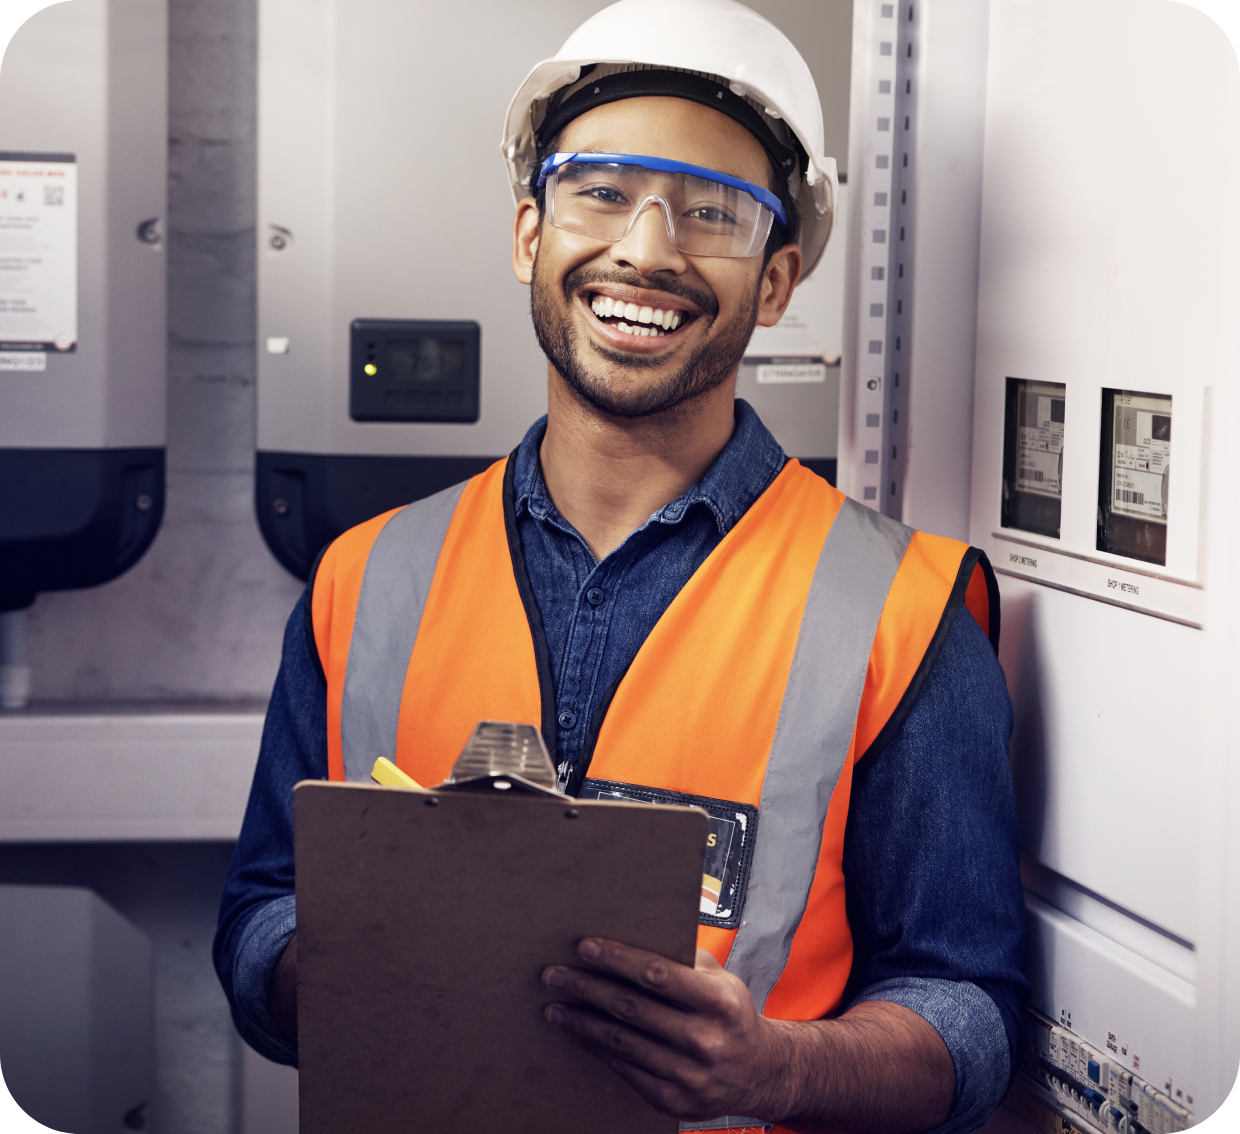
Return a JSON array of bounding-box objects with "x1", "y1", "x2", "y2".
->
[{"x1": 501, "y1": 0, "x2": 838, "y2": 278}]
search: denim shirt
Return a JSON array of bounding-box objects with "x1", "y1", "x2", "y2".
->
[
  {"x1": 511, "y1": 403, "x2": 787, "y2": 782},
  {"x1": 215, "y1": 401, "x2": 1027, "y2": 1134}
]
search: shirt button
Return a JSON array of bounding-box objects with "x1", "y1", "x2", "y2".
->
[
  {"x1": 586, "y1": 587, "x2": 605, "y2": 606},
  {"x1": 557, "y1": 710, "x2": 577, "y2": 730}
]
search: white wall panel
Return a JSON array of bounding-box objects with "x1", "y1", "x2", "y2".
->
[
  {"x1": 971, "y1": 0, "x2": 1240, "y2": 1113},
  {"x1": 1001, "y1": 576, "x2": 1202, "y2": 940}
]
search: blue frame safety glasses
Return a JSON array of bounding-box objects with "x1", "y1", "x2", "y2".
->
[{"x1": 537, "y1": 152, "x2": 785, "y2": 259}]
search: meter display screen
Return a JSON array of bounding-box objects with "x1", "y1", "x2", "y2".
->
[
  {"x1": 1001, "y1": 378, "x2": 1065, "y2": 539},
  {"x1": 1097, "y1": 389, "x2": 1170, "y2": 565},
  {"x1": 384, "y1": 338, "x2": 465, "y2": 384}
]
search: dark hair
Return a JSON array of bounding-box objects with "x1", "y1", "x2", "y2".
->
[{"x1": 530, "y1": 130, "x2": 800, "y2": 266}]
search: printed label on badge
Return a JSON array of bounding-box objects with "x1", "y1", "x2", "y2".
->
[{"x1": 579, "y1": 779, "x2": 758, "y2": 929}]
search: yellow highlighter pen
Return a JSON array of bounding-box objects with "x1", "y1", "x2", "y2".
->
[{"x1": 370, "y1": 757, "x2": 424, "y2": 790}]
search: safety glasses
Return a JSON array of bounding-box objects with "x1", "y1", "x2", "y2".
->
[{"x1": 538, "y1": 152, "x2": 784, "y2": 259}]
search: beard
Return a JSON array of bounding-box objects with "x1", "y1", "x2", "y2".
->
[{"x1": 530, "y1": 252, "x2": 761, "y2": 419}]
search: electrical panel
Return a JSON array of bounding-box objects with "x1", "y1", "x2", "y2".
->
[
  {"x1": 0, "y1": 0, "x2": 168, "y2": 609},
  {"x1": 255, "y1": 0, "x2": 850, "y2": 578},
  {"x1": 965, "y1": 0, "x2": 1240, "y2": 1123}
]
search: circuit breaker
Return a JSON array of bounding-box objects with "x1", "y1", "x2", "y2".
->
[{"x1": 0, "y1": 0, "x2": 167, "y2": 610}]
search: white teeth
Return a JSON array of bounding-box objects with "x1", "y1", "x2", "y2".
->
[
  {"x1": 590, "y1": 296, "x2": 684, "y2": 333},
  {"x1": 613, "y1": 321, "x2": 666, "y2": 338}
]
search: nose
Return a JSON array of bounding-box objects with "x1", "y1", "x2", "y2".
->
[{"x1": 609, "y1": 197, "x2": 687, "y2": 277}]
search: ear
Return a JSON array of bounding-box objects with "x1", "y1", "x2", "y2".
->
[
  {"x1": 513, "y1": 196, "x2": 542, "y2": 285},
  {"x1": 754, "y1": 243, "x2": 803, "y2": 328}
]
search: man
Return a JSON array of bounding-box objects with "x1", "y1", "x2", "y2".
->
[{"x1": 215, "y1": 3, "x2": 1026, "y2": 1131}]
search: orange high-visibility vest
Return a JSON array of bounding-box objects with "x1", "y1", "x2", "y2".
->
[{"x1": 309, "y1": 455, "x2": 997, "y2": 1134}]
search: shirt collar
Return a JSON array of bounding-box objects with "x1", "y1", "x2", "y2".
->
[{"x1": 512, "y1": 398, "x2": 786, "y2": 538}]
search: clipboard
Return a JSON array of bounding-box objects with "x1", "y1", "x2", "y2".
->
[{"x1": 294, "y1": 778, "x2": 708, "y2": 1133}]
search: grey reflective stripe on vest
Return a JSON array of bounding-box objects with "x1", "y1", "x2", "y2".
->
[
  {"x1": 339, "y1": 481, "x2": 469, "y2": 782},
  {"x1": 729, "y1": 499, "x2": 913, "y2": 1002},
  {"x1": 682, "y1": 498, "x2": 913, "y2": 1133}
]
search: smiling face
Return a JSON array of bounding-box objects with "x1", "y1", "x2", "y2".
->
[{"x1": 514, "y1": 97, "x2": 800, "y2": 420}]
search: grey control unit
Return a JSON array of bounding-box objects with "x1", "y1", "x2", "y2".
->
[{"x1": 0, "y1": 0, "x2": 168, "y2": 611}]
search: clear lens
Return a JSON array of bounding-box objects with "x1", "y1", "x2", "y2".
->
[{"x1": 546, "y1": 161, "x2": 774, "y2": 258}]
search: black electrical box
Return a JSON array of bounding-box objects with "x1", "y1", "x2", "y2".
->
[{"x1": 350, "y1": 319, "x2": 480, "y2": 423}]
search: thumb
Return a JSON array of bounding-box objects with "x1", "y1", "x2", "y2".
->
[{"x1": 694, "y1": 946, "x2": 724, "y2": 973}]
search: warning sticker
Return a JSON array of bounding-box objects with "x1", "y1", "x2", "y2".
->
[
  {"x1": 578, "y1": 779, "x2": 758, "y2": 929},
  {"x1": 1111, "y1": 392, "x2": 1170, "y2": 523},
  {"x1": 0, "y1": 153, "x2": 77, "y2": 354}
]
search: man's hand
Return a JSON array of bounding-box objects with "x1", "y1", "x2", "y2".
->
[
  {"x1": 542, "y1": 938, "x2": 956, "y2": 1134},
  {"x1": 543, "y1": 939, "x2": 789, "y2": 1121}
]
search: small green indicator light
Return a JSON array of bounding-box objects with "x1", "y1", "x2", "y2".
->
[{"x1": 364, "y1": 363, "x2": 377, "y2": 376}]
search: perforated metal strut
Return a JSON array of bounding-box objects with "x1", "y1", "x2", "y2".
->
[{"x1": 848, "y1": 0, "x2": 917, "y2": 519}]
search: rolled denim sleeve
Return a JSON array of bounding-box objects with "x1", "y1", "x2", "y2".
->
[
  {"x1": 213, "y1": 592, "x2": 327, "y2": 1066},
  {"x1": 843, "y1": 607, "x2": 1028, "y2": 1134},
  {"x1": 846, "y1": 976, "x2": 1012, "y2": 1134}
]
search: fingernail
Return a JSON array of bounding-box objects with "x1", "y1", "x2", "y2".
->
[
  {"x1": 579, "y1": 939, "x2": 601, "y2": 959},
  {"x1": 546, "y1": 1005, "x2": 565, "y2": 1025},
  {"x1": 545, "y1": 967, "x2": 564, "y2": 989}
]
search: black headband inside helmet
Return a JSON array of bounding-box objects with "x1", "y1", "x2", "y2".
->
[{"x1": 535, "y1": 68, "x2": 802, "y2": 178}]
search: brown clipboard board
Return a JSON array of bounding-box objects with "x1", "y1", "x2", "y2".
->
[{"x1": 294, "y1": 780, "x2": 708, "y2": 1133}]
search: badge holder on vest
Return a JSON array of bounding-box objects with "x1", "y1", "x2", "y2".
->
[{"x1": 293, "y1": 720, "x2": 712, "y2": 1134}]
